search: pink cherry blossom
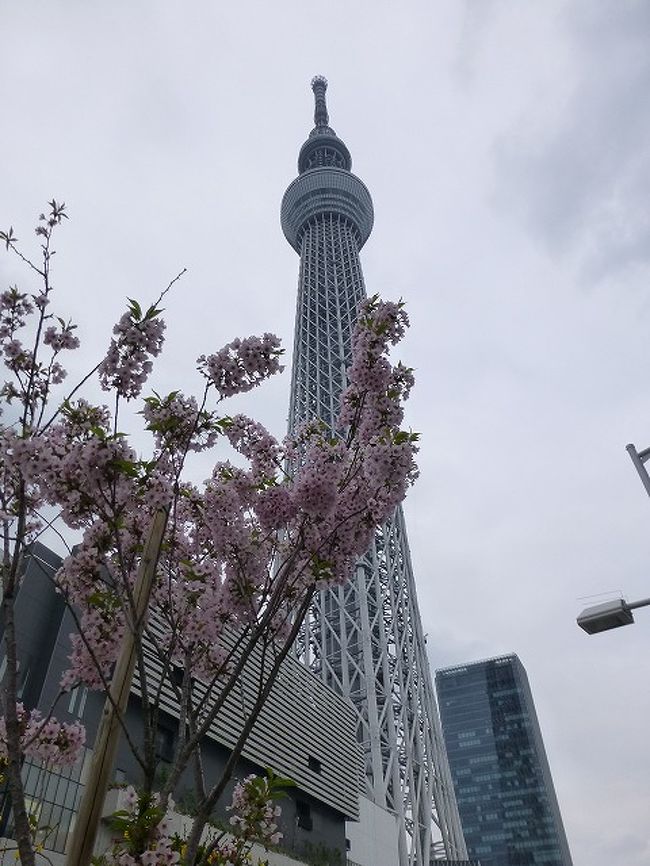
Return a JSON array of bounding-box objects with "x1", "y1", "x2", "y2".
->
[
  {"x1": 98, "y1": 307, "x2": 165, "y2": 399},
  {"x1": 197, "y1": 333, "x2": 283, "y2": 398},
  {"x1": 0, "y1": 704, "x2": 85, "y2": 768}
]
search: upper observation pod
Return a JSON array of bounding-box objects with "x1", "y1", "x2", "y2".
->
[
  {"x1": 281, "y1": 77, "x2": 374, "y2": 252},
  {"x1": 298, "y1": 76, "x2": 353, "y2": 173}
]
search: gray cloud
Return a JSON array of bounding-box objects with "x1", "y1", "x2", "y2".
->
[{"x1": 492, "y1": 0, "x2": 650, "y2": 281}]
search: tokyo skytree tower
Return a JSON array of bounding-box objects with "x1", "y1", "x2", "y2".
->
[{"x1": 281, "y1": 77, "x2": 467, "y2": 865}]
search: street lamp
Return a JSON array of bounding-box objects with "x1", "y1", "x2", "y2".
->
[
  {"x1": 626, "y1": 442, "x2": 650, "y2": 497},
  {"x1": 577, "y1": 597, "x2": 650, "y2": 635},
  {"x1": 575, "y1": 443, "x2": 650, "y2": 636}
]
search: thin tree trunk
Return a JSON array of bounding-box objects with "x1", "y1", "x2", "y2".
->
[
  {"x1": 2, "y1": 587, "x2": 36, "y2": 866},
  {"x1": 184, "y1": 589, "x2": 314, "y2": 866}
]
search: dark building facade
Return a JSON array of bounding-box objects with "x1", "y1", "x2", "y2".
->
[
  {"x1": 435, "y1": 655, "x2": 573, "y2": 866},
  {"x1": 435, "y1": 860, "x2": 482, "y2": 866}
]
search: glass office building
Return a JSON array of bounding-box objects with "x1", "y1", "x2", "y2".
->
[{"x1": 435, "y1": 655, "x2": 573, "y2": 866}]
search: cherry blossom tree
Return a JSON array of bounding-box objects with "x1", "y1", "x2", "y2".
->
[{"x1": 0, "y1": 203, "x2": 418, "y2": 866}]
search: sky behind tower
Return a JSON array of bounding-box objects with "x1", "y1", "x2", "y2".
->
[{"x1": 2, "y1": 3, "x2": 650, "y2": 865}]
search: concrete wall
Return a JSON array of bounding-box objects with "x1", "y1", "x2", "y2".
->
[
  {"x1": 346, "y1": 795, "x2": 399, "y2": 866},
  {"x1": 0, "y1": 543, "x2": 65, "y2": 708}
]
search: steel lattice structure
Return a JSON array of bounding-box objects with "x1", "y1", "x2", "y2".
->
[{"x1": 281, "y1": 77, "x2": 467, "y2": 865}]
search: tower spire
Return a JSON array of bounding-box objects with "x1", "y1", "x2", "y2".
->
[
  {"x1": 311, "y1": 75, "x2": 329, "y2": 128},
  {"x1": 296, "y1": 76, "x2": 352, "y2": 175}
]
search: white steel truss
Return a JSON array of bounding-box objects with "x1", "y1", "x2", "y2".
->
[{"x1": 282, "y1": 78, "x2": 467, "y2": 866}]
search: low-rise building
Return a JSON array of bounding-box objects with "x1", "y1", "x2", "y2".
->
[{"x1": 0, "y1": 543, "x2": 362, "y2": 865}]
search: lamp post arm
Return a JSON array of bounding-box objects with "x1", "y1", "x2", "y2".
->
[
  {"x1": 626, "y1": 444, "x2": 650, "y2": 499},
  {"x1": 626, "y1": 597, "x2": 650, "y2": 611}
]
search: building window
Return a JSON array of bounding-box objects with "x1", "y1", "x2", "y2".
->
[
  {"x1": 170, "y1": 664, "x2": 184, "y2": 687},
  {"x1": 307, "y1": 755, "x2": 322, "y2": 774},
  {"x1": 4, "y1": 749, "x2": 89, "y2": 853},
  {"x1": 296, "y1": 800, "x2": 313, "y2": 831},
  {"x1": 68, "y1": 686, "x2": 88, "y2": 718},
  {"x1": 16, "y1": 662, "x2": 30, "y2": 699},
  {"x1": 155, "y1": 726, "x2": 175, "y2": 763}
]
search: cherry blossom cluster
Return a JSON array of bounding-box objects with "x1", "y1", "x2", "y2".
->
[
  {"x1": 43, "y1": 320, "x2": 80, "y2": 352},
  {"x1": 98, "y1": 301, "x2": 166, "y2": 399},
  {"x1": 222, "y1": 415, "x2": 281, "y2": 484},
  {"x1": 227, "y1": 774, "x2": 282, "y2": 847},
  {"x1": 142, "y1": 391, "x2": 220, "y2": 454},
  {"x1": 62, "y1": 609, "x2": 126, "y2": 690},
  {"x1": 291, "y1": 435, "x2": 346, "y2": 520},
  {"x1": 105, "y1": 787, "x2": 180, "y2": 866},
  {"x1": 0, "y1": 286, "x2": 75, "y2": 413},
  {"x1": 150, "y1": 559, "x2": 232, "y2": 682},
  {"x1": 3, "y1": 287, "x2": 418, "y2": 700},
  {"x1": 255, "y1": 484, "x2": 296, "y2": 533},
  {"x1": 1, "y1": 399, "x2": 119, "y2": 544},
  {"x1": 338, "y1": 296, "x2": 413, "y2": 443},
  {"x1": 1, "y1": 429, "x2": 45, "y2": 535},
  {"x1": 1, "y1": 352, "x2": 68, "y2": 421},
  {"x1": 197, "y1": 333, "x2": 283, "y2": 398},
  {"x1": 0, "y1": 286, "x2": 34, "y2": 340},
  {"x1": 204, "y1": 840, "x2": 248, "y2": 865},
  {"x1": 39, "y1": 426, "x2": 138, "y2": 528},
  {"x1": 0, "y1": 703, "x2": 85, "y2": 768},
  {"x1": 103, "y1": 777, "x2": 283, "y2": 866}
]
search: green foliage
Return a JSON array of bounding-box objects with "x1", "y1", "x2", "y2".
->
[
  {"x1": 127, "y1": 297, "x2": 165, "y2": 324},
  {"x1": 106, "y1": 793, "x2": 166, "y2": 855},
  {"x1": 393, "y1": 429, "x2": 419, "y2": 445},
  {"x1": 261, "y1": 767, "x2": 295, "y2": 799},
  {"x1": 0, "y1": 226, "x2": 18, "y2": 249},
  {"x1": 299, "y1": 841, "x2": 343, "y2": 866}
]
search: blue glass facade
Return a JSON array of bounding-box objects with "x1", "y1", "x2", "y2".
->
[{"x1": 435, "y1": 655, "x2": 573, "y2": 866}]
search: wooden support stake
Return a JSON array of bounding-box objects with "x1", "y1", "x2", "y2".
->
[{"x1": 66, "y1": 508, "x2": 168, "y2": 866}]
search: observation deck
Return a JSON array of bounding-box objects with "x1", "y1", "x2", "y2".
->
[
  {"x1": 281, "y1": 167, "x2": 374, "y2": 252},
  {"x1": 281, "y1": 75, "x2": 374, "y2": 253}
]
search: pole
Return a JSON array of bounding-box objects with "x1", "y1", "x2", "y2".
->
[
  {"x1": 626, "y1": 443, "x2": 650, "y2": 500},
  {"x1": 626, "y1": 597, "x2": 650, "y2": 611},
  {"x1": 66, "y1": 508, "x2": 168, "y2": 866}
]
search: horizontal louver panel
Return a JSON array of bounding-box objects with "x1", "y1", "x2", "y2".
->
[{"x1": 132, "y1": 625, "x2": 361, "y2": 819}]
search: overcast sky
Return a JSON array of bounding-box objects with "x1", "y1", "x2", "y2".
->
[{"x1": 2, "y1": 3, "x2": 649, "y2": 864}]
